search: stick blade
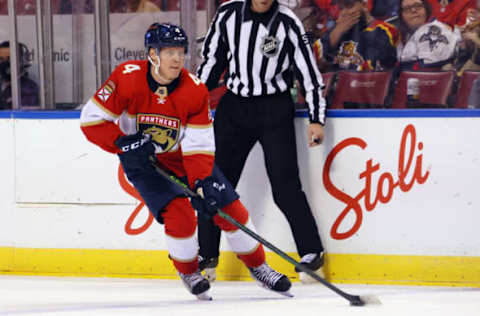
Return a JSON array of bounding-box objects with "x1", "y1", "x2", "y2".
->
[{"x1": 350, "y1": 294, "x2": 382, "y2": 306}]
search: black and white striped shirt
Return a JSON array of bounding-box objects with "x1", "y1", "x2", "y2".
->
[{"x1": 197, "y1": 0, "x2": 326, "y2": 124}]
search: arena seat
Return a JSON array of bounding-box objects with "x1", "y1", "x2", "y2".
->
[
  {"x1": 321, "y1": 71, "x2": 335, "y2": 98},
  {"x1": 209, "y1": 85, "x2": 227, "y2": 110},
  {"x1": 295, "y1": 72, "x2": 335, "y2": 106},
  {"x1": 12, "y1": 0, "x2": 35, "y2": 15},
  {"x1": 330, "y1": 71, "x2": 392, "y2": 109},
  {"x1": 391, "y1": 71, "x2": 455, "y2": 108},
  {"x1": 454, "y1": 71, "x2": 480, "y2": 108},
  {"x1": 161, "y1": 0, "x2": 206, "y2": 11}
]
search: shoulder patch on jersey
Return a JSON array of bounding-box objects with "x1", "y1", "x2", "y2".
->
[{"x1": 96, "y1": 81, "x2": 115, "y2": 102}]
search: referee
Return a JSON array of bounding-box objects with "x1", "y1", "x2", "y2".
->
[{"x1": 197, "y1": 0, "x2": 327, "y2": 283}]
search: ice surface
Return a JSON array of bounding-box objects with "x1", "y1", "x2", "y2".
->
[{"x1": 0, "y1": 275, "x2": 478, "y2": 316}]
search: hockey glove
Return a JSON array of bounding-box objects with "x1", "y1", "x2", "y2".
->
[
  {"x1": 115, "y1": 132, "x2": 155, "y2": 177},
  {"x1": 193, "y1": 177, "x2": 225, "y2": 219}
]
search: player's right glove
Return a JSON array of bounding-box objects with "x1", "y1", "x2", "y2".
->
[
  {"x1": 192, "y1": 177, "x2": 224, "y2": 219},
  {"x1": 115, "y1": 132, "x2": 155, "y2": 177}
]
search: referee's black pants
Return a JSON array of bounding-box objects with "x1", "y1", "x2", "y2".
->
[{"x1": 198, "y1": 90, "x2": 324, "y2": 260}]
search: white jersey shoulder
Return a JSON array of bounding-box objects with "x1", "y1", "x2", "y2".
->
[{"x1": 398, "y1": 20, "x2": 460, "y2": 65}]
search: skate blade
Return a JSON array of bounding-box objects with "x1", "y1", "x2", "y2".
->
[
  {"x1": 264, "y1": 287, "x2": 294, "y2": 298},
  {"x1": 196, "y1": 291, "x2": 213, "y2": 301},
  {"x1": 256, "y1": 282, "x2": 294, "y2": 298},
  {"x1": 276, "y1": 290, "x2": 294, "y2": 298}
]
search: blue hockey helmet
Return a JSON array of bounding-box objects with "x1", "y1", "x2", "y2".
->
[{"x1": 145, "y1": 23, "x2": 189, "y2": 54}]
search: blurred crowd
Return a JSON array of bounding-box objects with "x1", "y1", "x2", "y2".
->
[
  {"x1": 1, "y1": 0, "x2": 479, "y2": 108},
  {"x1": 291, "y1": 0, "x2": 480, "y2": 108},
  {"x1": 0, "y1": 0, "x2": 211, "y2": 14}
]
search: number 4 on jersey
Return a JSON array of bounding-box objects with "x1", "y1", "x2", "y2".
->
[{"x1": 123, "y1": 64, "x2": 141, "y2": 74}]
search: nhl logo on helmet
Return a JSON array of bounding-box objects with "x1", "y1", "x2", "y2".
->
[
  {"x1": 145, "y1": 23, "x2": 189, "y2": 53},
  {"x1": 260, "y1": 36, "x2": 280, "y2": 58}
]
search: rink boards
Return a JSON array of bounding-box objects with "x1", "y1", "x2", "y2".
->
[{"x1": 0, "y1": 109, "x2": 479, "y2": 286}]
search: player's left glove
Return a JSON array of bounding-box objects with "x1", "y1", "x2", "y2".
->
[{"x1": 192, "y1": 177, "x2": 225, "y2": 219}]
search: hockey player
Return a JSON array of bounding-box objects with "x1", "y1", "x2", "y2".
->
[{"x1": 80, "y1": 22, "x2": 291, "y2": 300}]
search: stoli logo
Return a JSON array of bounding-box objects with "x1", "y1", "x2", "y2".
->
[
  {"x1": 118, "y1": 165, "x2": 154, "y2": 235},
  {"x1": 322, "y1": 124, "x2": 429, "y2": 240},
  {"x1": 350, "y1": 80, "x2": 376, "y2": 88}
]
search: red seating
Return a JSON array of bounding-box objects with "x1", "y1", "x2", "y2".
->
[
  {"x1": 330, "y1": 71, "x2": 392, "y2": 109},
  {"x1": 209, "y1": 85, "x2": 227, "y2": 110},
  {"x1": 0, "y1": 0, "x2": 31, "y2": 15},
  {"x1": 12, "y1": 0, "x2": 35, "y2": 15},
  {"x1": 0, "y1": 0, "x2": 6, "y2": 14},
  {"x1": 295, "y1": 72, "x2": 335, "y2": 105},
  {"x1": 392, "y1": 71, "x2": 455, "y2": 108},
  {"x1": 0, "y1": 0, "x2": 66, "y2": 15},
  {"x1": 161, "y1": 0, "x2": 206, "y2": 11},
  {"x1": 321, "y1": 72, "x2": 335, "y2": 98},
  {"x1": 455, "y1": 71, "x2": 480, "y2": 108},
  {"x1": 162, "y1": 0, "x2": 179, "y2": 10}
]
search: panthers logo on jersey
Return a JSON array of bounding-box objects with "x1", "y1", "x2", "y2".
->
[
  {"x1": 137, "y1": 114, "x2": 180, "y2": 153},
  {"x1": 335, "y1": 40, "x2": 364, "y2": 69}
]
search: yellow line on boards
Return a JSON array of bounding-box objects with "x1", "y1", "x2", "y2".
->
[{"x1": 0, "y1": 247, "x2": 478, "y2": 287}]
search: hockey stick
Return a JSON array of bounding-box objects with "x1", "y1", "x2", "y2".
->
[{"x1": 150, "y1": 161, "x2": 381, "y2": 306}]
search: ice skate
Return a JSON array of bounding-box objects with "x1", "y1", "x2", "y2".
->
[
  {"x1": 178, "y1": 270, "x2": 212, "y2": 301},
  {"x1": 295, "y1": 252, "x2": 325, "y2": 284},
  {"x1": 249, "y1": 263, "x2": 293, "y2": 297},
  {"x1": 199, "y1": 256, "x2": 218, "y2": 283}
]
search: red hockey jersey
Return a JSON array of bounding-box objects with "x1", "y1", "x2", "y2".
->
[
  {"x1": 428, "y1": 0, "x2": 476, "y2": 27},
  {"x1": 80, "y1": 60, "x2": 214, "y2": 187}
]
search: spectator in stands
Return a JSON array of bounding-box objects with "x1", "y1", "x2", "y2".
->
[
  {"x1": 0, "y1": 0, "x2": 35, "y2": 15},
  {"x1": 110, "y1": 0, "x2": 161, "y2": 13},
  {"x1": 457, "y1": 3, "x2": 480, "y2": 74},
  {"x1": 397, "y1": 0, "x2": 461, "y2": 70},
  {"x1": 369, "y1": 0, "x2": 398, "y2": 20},
  {"x1": 314, "y1": 0, "x2": 398, "y2": 22},
  {"x1": 311, "y1": 0, "x2": 339, "y2": 36},
  {"x1": 0, "y1": 41, "x2": 39, "y2": 109},
  {"x1": 57, "y1": 0, "x2": 94, "y2": 14},
  {"x1": 2, "y1": 0, "x2": 95, "y2": 15},
  {"x1": 319, "y1": 0, "x2": 399, "y2": 71},
  {"x1": 427, "y1": 0, "x2": 476, "y2": 28},
  {"x1": 310, "y1": 0, "x2": 340, "y2": 71}
]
